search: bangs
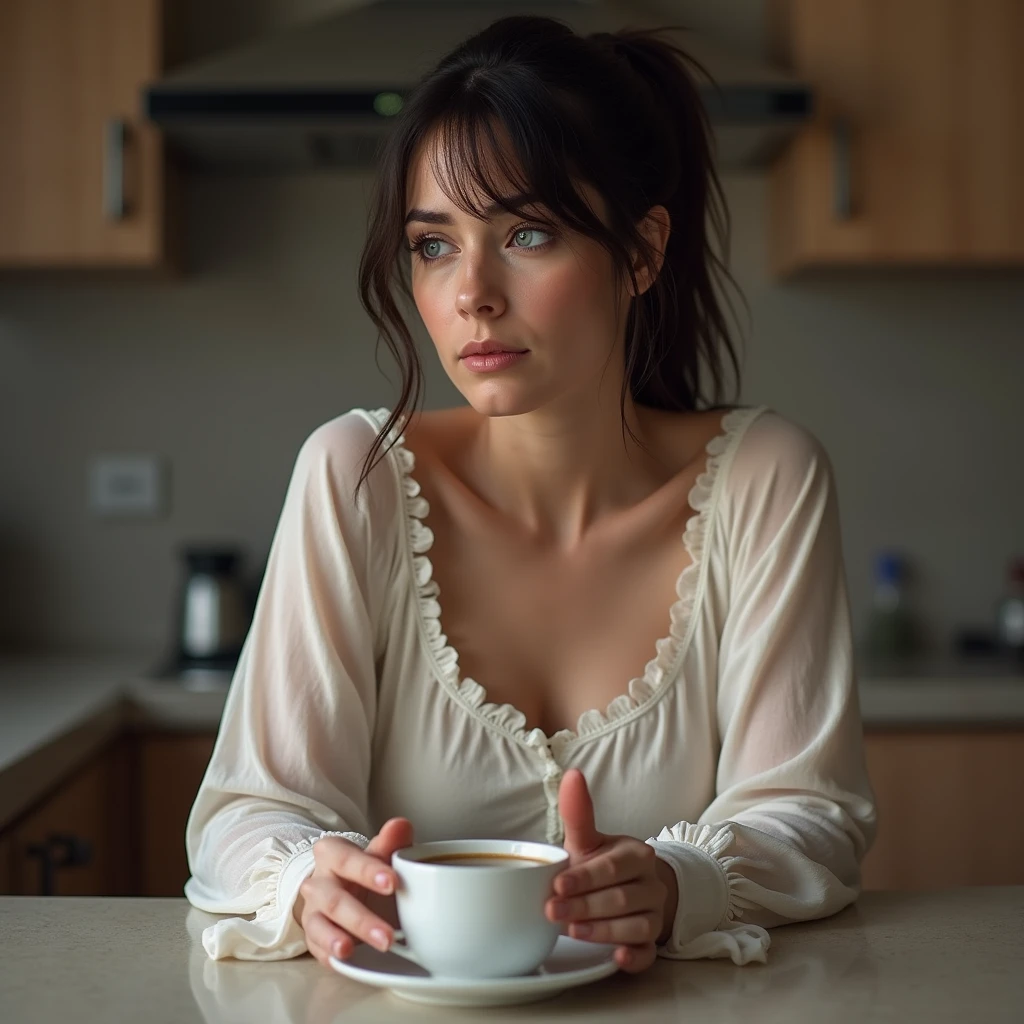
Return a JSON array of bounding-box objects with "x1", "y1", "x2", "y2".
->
[{"x1": 419, "y1": 101, "x2": 606, "y2": 239}]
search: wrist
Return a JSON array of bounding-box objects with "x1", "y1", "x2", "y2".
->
[{"x1": 653, "y1": 855, "x2": 678, "y2": 946}]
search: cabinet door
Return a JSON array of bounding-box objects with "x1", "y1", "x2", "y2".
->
[
  {"x1": 9, "y1": 740, "x2": 132, "y2": 896},
  {"x1": 138, "y1": 734, "x2": 216, "y2": 897},
  {"x1": 861, "y1": 729, "x2": 1024, "y2": 890},
  {"x1": 0, "y1": 833, "x2": 13, "y2": 894},
  {"x1": 0, "y1": 0, "x2": 169, "y2": 267},
  {"x1": 770, "y1": 0, "x2": 1024, "y2": 272}
]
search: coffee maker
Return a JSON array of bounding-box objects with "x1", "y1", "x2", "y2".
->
[{"x1": 155, "y1": 544, "x2": 255, "y2": 687}]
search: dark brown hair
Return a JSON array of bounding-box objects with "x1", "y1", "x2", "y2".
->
[{"x1": 356, "y1": 14, "x2": 744, "y2": 492}]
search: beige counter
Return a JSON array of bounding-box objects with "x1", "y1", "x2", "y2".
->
[{"x1": 1, "y1": 888, "x2": 1022, "y2": 1023}]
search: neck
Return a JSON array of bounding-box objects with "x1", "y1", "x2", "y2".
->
[{"x1": 466, "y1": 390, "x2": 669, "y2": 549}]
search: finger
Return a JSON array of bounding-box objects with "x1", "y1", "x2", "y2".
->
[
  {"x1": 555, "y1": 842, "x2": 652, "y2": 897},
  {"x1": 614, "y1": 943, "x2": 657, "y2": 974},
  {"x1": 314, "y1": 835, "x2": 399, "y2": 895},
  {"x1": 558, "y1": 769, "x2": 603, "y2": 857},
  {"x1": 547, "y1": 882, "x2": 659, "y2": 924},
  {"x1": 312, "y1": 876, "x2": 395, "y2": 952},
  {"x1": 365, "y1": 817, "x2": 415, "y2": 861},
  {"x1": 303, "y1": 908, "x2": 356, "y2": 966},
  {"x1": 567, "y1": 910, "x2": 662, "y2": 946}
]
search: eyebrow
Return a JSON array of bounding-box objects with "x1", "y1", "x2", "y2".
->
[{"x1": 404, "y1": 192, "x2": 541, "y2": 227}]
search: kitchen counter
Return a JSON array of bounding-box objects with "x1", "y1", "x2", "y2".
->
[
  {"x1": 2, "y1": 654, "x2": 1023, "y2": 830},
  {"x1": 0, "y1": 655, "x2": 227, "y2": 829},
  {"x1": 1, "y1": 888, "x2": 1021, "y2": 1023}
]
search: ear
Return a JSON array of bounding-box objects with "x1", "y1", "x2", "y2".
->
[{"x1": 629, "y1": 205, "x2": 671, "y2": 297}]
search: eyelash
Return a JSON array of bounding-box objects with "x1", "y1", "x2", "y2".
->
[{"x1": 405, "y1": 222, "x2": 555, "y2": 263}]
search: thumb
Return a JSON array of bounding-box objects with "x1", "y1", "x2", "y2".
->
[
  {"x1": 366, "y1": 817, "x2": 415, "y2": 861},
  {"x1": 559, "y1": 769, "x2": 603, "y2": 856}
]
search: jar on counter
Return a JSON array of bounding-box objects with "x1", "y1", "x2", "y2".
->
[{"x1": 995, "y1": 557, "x2": 1024, "y2": 661}]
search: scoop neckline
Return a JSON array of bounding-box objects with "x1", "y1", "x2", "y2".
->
[{"x1": 360, "y1": 404, "x2": 766, "y2": 754}]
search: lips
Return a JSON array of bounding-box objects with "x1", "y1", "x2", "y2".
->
[{"x1": 459, "y1": 340, "x2": 528, "y2": 358}]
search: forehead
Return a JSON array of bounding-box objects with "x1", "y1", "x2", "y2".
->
[
  {"x1": 404, "y1": 126, "x2": 526, "y2": 216},
  {"x1": 403, "y1": 126, "x2": 606, "y2": 226}
]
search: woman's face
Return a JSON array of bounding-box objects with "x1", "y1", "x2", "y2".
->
[{"x1": 403, "y1": 137, "x2": 633, "y2": 419}]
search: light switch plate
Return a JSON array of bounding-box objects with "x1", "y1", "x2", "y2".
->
[{"x1": 88, "y1": 455, "x2": 168, "y2": 517}]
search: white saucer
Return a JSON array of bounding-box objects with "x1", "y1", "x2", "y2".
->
[{"x1": 328, "y1": 935, "x2": 619, "y2": 1007}]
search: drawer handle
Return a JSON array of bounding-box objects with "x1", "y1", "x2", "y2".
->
[
  {"x1": 103, "y1": 118, "x2": 129, "y2": 221},
  {"x1": 26, "y1": 833, "x2": 94, "y2": 896},
  {"x1": 833, "y1": 118, "x2": 853, "y2": 220}
]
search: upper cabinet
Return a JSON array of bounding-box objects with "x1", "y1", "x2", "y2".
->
[
  {"x1": 0, "y1": 0, "x2": 176, "y2": 271},
  {"x1": 769, "y1": 0, "x2": 1024, "y2": 275}
]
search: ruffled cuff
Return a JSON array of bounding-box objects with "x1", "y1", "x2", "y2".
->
[
  {"x1": 200, "y1": 830, "x2": 370, "y2": 961},
  {"x1": 646, "y1": 822, "x2": 770, "y2": 966}
]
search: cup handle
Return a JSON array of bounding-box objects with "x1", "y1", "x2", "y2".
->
[{"x1": 386, "y1": 930, "x2": 423, "y2": 967}]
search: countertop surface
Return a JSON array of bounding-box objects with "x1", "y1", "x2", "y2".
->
[
  {"x1": 2, "y1": 654, "x2": 1023, "y2": 828},
  {"x1": 1, "y1": 888, "x2": 1022, "y2": 1023}
]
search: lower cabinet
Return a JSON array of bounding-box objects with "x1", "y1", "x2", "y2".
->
[
  {"x1": 5, "y1": 738, "x2": 133, "y2": 895},
  {"x1": 0, "y1": 833, "x2": 13, "y2": 893},
  {"x1": 0, "y1": 732, "x2": 216, "y2": 897},
  {"x1": 138, "y1": 733, "x2": 217, "y2": 896},
  {"x1": 861, "y1": 729, "x2": 1024, "y2": 890}
]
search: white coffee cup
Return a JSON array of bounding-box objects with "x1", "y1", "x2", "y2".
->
[{"x1": 388, "y1": 839, "x2": 569, "y2": 979}]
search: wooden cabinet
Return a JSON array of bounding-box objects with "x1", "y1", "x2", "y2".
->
[
  {"x1": 137, "y1": 733, "x2": 217, "y2": 897},
  {"x1": 0, "y1": 0, "x2": 177, "y2": 269},
  {"x1": 0, "y1": 834, "x2": 13, "y2": 893},
  {"x1": 861, "y1": 729, "x2": 1024, "y2": 890},
  {"x1": 769, "y1": 0, "x2": 1024, "y2": 274},
  {"x1": 0, "y1": 731, "x2": 214, "y2": 897},
  {"x1": 5, "y1": 739, "x2": 132, "y2": 896}
]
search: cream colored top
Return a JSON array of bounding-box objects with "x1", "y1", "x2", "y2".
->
[{"x1": 184, "y1": 405, "x2": 877, "y2": 965}]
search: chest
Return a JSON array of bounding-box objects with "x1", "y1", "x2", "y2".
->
[{"x1": 418, "y1": 486, "x2": 696, "y2": 739}]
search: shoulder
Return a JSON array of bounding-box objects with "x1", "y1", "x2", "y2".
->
[
  {"x1": 717, "y1": 408, "x2": 839, "y2": 547},
  {"x1": 725, "y1": 408, "x2": 834, "y2": 494},
  {"x1": 291, "y1": 408, "x2": 401, "y2": 523}
]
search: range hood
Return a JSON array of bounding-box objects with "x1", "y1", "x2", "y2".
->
[{"x1": 145, "y1": 0, "x2": 811, "y2": 171}]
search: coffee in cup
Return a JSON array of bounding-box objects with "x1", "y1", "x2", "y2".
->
[{"x1": 389, "y1": 839, "x2": 569, "y2": 979}]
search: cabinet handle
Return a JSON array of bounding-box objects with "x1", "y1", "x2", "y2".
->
[
  {"x1": 103, "y1": 118, "x2": 129, "y2": 221},
  {"x1": 26, "y1": 833, "x2": 94, "y2": 896},
  {"x1": 832, "y1": 118, "x2": 853, "y2": 220}
]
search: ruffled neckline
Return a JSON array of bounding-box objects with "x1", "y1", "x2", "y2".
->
[{"x1": 361, "y1": 405, "x2": 765, "y2": 753}]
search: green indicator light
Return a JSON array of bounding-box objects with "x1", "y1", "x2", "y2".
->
[{"x1": 374, "y1": 92, "x2": 404, "y2": 117}]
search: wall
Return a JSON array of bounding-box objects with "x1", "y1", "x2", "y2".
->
[
  {"x1": 3, "y1": 169, "x2": 1022, "y2": 660},
  {"x1": 1, "y1": 0, "x2": 1022, "y2": 662}
]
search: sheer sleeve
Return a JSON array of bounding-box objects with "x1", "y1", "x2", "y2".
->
[
  {"x1": 184, "y1": 411, "x2": 397, "y2": 961},
  {"x1": 645, "y1": 413, "x2": 877, "y2": 964}
]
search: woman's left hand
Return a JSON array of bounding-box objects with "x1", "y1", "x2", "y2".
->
[{"x1": 548, "y1": 768, "x2": 678, "y2": 973}]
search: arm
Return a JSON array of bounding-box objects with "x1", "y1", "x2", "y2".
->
[
  {"x1": 184, "y1": 413, "x2": 395, "y2": 960},
  {"x1": 646, "y1": 415, "x2": 877, "y2": 962}
]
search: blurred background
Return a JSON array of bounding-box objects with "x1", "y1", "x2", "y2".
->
[{"x1": 1, "y1": 1, "x2": 1021, "y2": 901}]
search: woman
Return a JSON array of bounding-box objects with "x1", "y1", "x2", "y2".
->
[{"x1": 184, "y1": 15, "x2": 876, "y2": 974}]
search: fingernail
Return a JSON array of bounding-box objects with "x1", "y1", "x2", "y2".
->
[
  {"x1": 370, "y1": 928, "x2": 391, "y2": 952},
  {"x1": 549, "y1": 900, "x2": 569, "y2": 920},
  {"x1": 572, "y1": 923, "x2": 592, "y2": 939},
  {"x1": 332, "y1": 939, "x2": 345, "y2": 959},
  {"x1": 375, "y1": 872, "x2": 393, "y2": 893},
  {"x1": 559, "y1": 876, "x2": 577, "y2": 896}
]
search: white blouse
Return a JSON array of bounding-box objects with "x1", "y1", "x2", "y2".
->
[{"x1": 184, "y1": 405, "x2": 877, "y2": 965}]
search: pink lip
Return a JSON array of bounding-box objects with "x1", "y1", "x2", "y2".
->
[
  {"x1": 459, "y1": 339, "x2": 529, "y2": 358},
  {"x1": 461, "y1": 351, "x2": 529, "y2": 373}
]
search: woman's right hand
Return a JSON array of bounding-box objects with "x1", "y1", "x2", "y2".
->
[{"x1": 295, "y1": 818, "x2": 414, "y2": 967}]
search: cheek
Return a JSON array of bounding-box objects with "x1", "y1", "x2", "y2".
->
[{"x1": 519, "y1": 258, "x2": 615, "y2": 344}]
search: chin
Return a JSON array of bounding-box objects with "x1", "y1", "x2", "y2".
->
[{"x1": 459, "y1": 381, "x2": 543, "y2": 419}]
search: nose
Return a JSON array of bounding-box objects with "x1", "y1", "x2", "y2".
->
[{"x1": 456, "y1": 249, "x2": 506, "y2": 322}]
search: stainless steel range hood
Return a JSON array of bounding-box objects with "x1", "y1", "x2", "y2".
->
[{"x1": 145, "y1": 0, "x2": 811, "y2": 171}]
